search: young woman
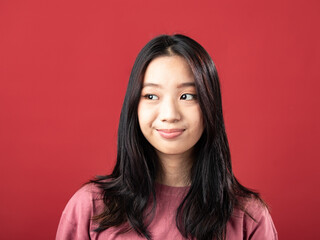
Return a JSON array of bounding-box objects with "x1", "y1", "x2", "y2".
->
[{"x1": 56, "y1": 34, "x2": 278, "y2": 240}]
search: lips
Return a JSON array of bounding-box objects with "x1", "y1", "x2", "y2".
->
[{"x1": 156, "y1": 129, "x2": 185, "y2": 139}]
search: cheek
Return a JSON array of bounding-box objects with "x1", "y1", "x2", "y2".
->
[
  {"x1": 192, "y1": 108, "x2": 204, "y2": 128},
  {"x1": 138, "y1": 104, "x2": 154, "y2": 130},
  {"x1": 194, "y1": 120, "x2": 204, "y2": 136},
  {"x1": 137, "y1": 107, "x2": 145, "y2": 129},
  {"x1": 192, "y1": 112, "x2": 205, "y2": 138}
]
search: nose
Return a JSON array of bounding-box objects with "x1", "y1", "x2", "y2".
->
[{"x1": 159, "y1": 97, "x2": 181, "y2": 123}]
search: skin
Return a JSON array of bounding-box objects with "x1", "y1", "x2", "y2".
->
[{"x1": 138, "y1": 55, "x2": 204, "y2": 187}]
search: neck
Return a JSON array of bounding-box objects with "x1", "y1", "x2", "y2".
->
[{"x1": 156, "y1": 151, "x2": 193, "y2": 187}]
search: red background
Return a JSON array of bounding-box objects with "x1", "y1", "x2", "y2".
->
[{"x1": 1, "y1": 0, "x2": 319, "y2": 239}]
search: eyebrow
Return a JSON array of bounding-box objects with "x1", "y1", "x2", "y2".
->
[{"x1": 142, "y1": 82, "x2": 196, "y2": 88}]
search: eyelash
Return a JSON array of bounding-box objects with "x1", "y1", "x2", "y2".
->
[
  {"x1": 142, "y1": 93, "x2": 197, "y2": 101},
  {"x1": 180, "y1": 93, "x2": 197, "y2": 100},
  {"x1": 143, "y1": 94, "x2": 159, "y2": 100}
]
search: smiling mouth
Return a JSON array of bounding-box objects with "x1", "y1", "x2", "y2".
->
[{"x1": 156, "y1": 129, "x2": 185, "y2": 139}]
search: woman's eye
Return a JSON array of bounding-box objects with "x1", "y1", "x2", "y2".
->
[
  {"x1": 143, "y1": 94, "x2": 159, "y2": 100},
  {"x1": 180, "y1": 93, "x2": 196, "y2": 100}
]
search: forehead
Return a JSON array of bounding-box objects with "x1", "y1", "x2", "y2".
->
[{"x1": 143, "y1": 55, "x2": 195, "y2": 86}]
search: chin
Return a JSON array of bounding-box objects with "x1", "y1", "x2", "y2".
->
[{"x1": 156, "y1": 147, "x2": 192, "y2": 156}]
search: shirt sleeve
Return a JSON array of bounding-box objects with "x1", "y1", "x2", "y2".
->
[
  {"x1": 56, "y1": 184, "x2": 102, "y2": 240},
  {"x1": 244, "y1": 200, "x2": 278, "y2": 240}
]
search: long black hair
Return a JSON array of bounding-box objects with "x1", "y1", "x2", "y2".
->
[{"x1": 91, "y1": 34, "x2": 261, "y2": 240}]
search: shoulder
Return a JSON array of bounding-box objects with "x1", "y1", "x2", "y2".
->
[
  {"x1": 70, "y1": 183, "x2": 103, "y2": 205},
  {"x1": 244, "y1": 199, "x2": 272, "y2": 222},
  {"x1": 228, "y1": 198, "x2": 278, "y2": 240},
  {"x1": 62, "y1": 183, "x2": 104, "y2": 217},
  {"x1": 56, "y1": 183, "x2": 104, "y2": 239}
]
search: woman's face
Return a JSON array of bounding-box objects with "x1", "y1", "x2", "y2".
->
[{"x1": 138, "y1": 55, "x2": 204, "y2": 159}]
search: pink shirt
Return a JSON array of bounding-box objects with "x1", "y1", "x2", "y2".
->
[{"x1": 56, "y1": 183, "x2": 278, "y2": 240}]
